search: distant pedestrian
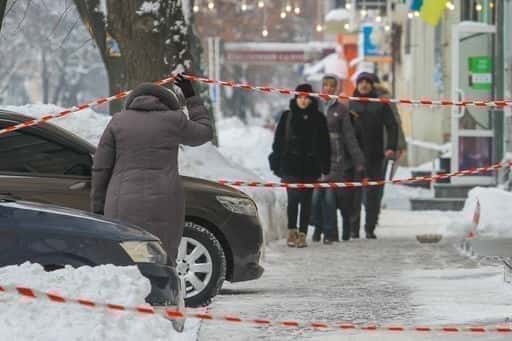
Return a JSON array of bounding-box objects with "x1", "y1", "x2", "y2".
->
[
  {"x1": 349, "y1": 72, "x2": 398, "y2": 239},
  {"x1": 269, "y1": 83, "x2": 330, "y2": 248},
  {"x1": 311, "y1": 74, "x2": 365, "y2": 244}
]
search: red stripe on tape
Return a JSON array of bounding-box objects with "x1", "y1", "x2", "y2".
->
[
  {"x1": 416, "y1": 326, "x2": 432, "y2": 332},
  {"x1": 136, "y1": 306, "x2": 155, "y2": 314},
  {"x1": 194, "y1": 313, "x2": 213, "y2": 320},
  {"x1": 388, "y1": 326, "x2": 405, "y2": 331},
  {"x1": 497, "y1": 327, "x2": 512, "y2": 332},
  {"x1": 107, "y1": 303, "x2": 125, "y2": 311},
  {"x1": 470, "y1": 327, "x2": 486, "y2": 332},
  {"x1": 166, "y1": 310, "x2": 185, "y2": 319},
  {"x1": 339, "y1": 324, "x2": 356, "y2": 329},
  {"x1": 0, "y1": 285, "x2": 5, "y2": 292},
  {"x1": 225, "y1": 315, "x2": 242, "y2": 323},
  {"x1": 254, "y1": 319, "x2": 271, "y2": 325},
  {"x1": 443, "y1": 327, "x2": 459, "y2": 332},
  {"x1": 311, "y1": 322, "x2": 329, "y2": 328},
  {"x1": 282, "y1": 321, "x2": 300, "y2": 327},
  {"x1": 78, "y1": 299, "x2": 95, "y2": 307},
  {"x1": 16, "y1": 287, "x2": 36, "y2": 298},
  {"x1": 47, "y1": 293, "x2": 66, "y2": 303}
]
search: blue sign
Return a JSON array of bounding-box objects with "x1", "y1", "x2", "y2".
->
[{"x1": 362, "y1": 25, "x2": 385, "y2": 57}]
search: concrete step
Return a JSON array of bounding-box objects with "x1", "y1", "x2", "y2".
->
[
  {"x1": 410, "y1": 197, "x2": 466, "y2": 211},
  {"x1": 434, "y1": 183, "x2": 487, "y2": 199}
]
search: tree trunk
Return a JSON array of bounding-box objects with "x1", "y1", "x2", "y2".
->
[
  {"x1": 0, "y1": 0, "x2": 7, "y2": 32},
  {"x1": 42, "y1": 48, "x2": 49, "y2": 104}
]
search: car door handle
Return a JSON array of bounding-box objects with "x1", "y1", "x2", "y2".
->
[{"x1": 69, "y1": 182, "x2": 90, "y2": 190}]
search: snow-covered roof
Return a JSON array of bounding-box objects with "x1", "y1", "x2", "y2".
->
[{"x1": 325, "y1": 8, "x2": 351, "y2": 22}]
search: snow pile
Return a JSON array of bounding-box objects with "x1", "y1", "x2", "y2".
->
[
  {"x1": 137, "y1": 1, "x2": 161, "y2": 15},
  {"x1": 404, "y1": 266, "x2": 512, "y2": 325},
  {"x1": 0, "y1": 105, "x2": 288, "y2": 243},
  {"x1": 441, "y1": 187, "x2": 512, "y2": 237},
  {"x1": 0, "y1": 263, "x2": 197, "y2": 341}
]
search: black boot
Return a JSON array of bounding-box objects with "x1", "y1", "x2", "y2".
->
[
  {"x1": 313, "y1": 227, "x2": 322, "y2": 242},
  {"x1": 351, "y1": 224, "x2": 360, "y2": 239},
  {"x1": 342, "y1": 224, "x2": 351, "y2": 241},
  {"x1": 365, "y1": 225, "x2": 377, "y2": 239}
]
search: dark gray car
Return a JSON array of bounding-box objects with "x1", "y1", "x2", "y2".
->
[
  {"x1": 0, "y1": 110, "x2": 264, "y2": 307},
  {"x1": 0, "y1": 195, "x2": 185, "y2": 332}
]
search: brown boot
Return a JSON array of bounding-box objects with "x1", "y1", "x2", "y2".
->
[
  {"x1": 296, "y1": 232, "x2": 307, "y2": 248},
  {"x1": 287, "y1": 229, "x2": 298, "y2": 247}
]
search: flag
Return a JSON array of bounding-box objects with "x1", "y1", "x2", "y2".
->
[
  {"x1": 410, "y1": 0, "x2": 423, "y2": 11},
  {"x1": 419, "y1": 0, "x2": 448, "y2": 26}
]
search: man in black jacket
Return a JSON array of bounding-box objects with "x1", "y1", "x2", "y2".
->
[
  {"x1": 269, "y1": 83, "x2": 331, "y2": 248},
  {"x1": 349, "y1": 72, "x2": 398, "y2": 239}
]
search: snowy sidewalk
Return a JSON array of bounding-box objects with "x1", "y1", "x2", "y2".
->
[{"x1": 197, "y1": 209, "x2": 511, "y2": 340}]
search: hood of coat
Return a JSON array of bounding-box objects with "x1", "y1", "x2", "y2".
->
[
  {"x1": 374, "y1": 83, "x2": 391, "y2": 98},
  {"x1": 289, "y1": 96, "x2": 319, "y2": 115},
  {"x1": 124, "y1": 82, "x2": 182, "y2": 111}
]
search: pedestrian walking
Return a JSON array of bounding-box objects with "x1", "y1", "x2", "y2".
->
[
  {"x1": 91, "y1": 74, "x2": 213, "y2": 265},
  {"x1": 269, "y1": 83, "x2": 331, "y2": 248},
  {"x1": 349, "y1": 72, "x2": 398, "y2": 239},
  {"x1": 311, "y1": 74, "x2": 365, "y2": 244}
]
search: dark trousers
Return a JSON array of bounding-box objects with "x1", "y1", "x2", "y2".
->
[
  {"x1": 337, "y1": 168, "x2": 362, "y2": 239},
  {"x1": 287, "y1": 188, "x2": 313, "y2": 233},
  {"x1": 351, "y1": 160, "x2": 384, "y2": 235},
  {"x1": 284, "y1": 176, "x2": 317, "y2": 234}
]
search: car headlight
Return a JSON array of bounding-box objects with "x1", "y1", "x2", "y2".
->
[
  {"x1": 120, "y1": 241, "x2": 167, "y2": 264},
  {"x1": 216, "y1": 196, "x2": 258, "y2": 216}
]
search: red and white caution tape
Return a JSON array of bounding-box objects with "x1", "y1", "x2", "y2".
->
[
  {"x1": 219, "y1": 161, "x2": 509, "y2": 189},
  {"x1": 0, "y1": 76, "x2": 176, "y2": 137},
  {"x1": 1, "y1": 283, "x2": 511, "y2": 335},
  {"x1": 182, "y1": 74, "x2": 512, "y2": 108},
  {"x1": 2, "y1": 72, "x2": 512, "y2": 138}
]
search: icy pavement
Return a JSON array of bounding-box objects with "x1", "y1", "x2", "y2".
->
[{"x1": 198, "y1": 209, "x2": 512, "y2": 340}]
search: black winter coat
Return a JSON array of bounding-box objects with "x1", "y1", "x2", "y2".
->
[
  {"x1": 270, "y1": 98, "x2": 331, "y2": 179},
  {"x1": 348, "y1": 91, "x2": 398, "y2": 164}
]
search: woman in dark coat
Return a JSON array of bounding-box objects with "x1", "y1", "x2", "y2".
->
[
  {"x1": 91, "y1": 75, "x2": 212, "y2": 265},
  {"x1": 269, "y1": 83, "x2": 330, "y2": 248}
]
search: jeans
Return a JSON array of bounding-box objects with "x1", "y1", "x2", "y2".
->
[
  {"x1": 311, "y1": 188, "x2": 338, "y2": 238},
  {"x1": 352, "y1": 160, "x2": 384, "y2": 235}
]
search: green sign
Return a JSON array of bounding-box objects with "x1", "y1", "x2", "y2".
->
[{"x1": 468, "y1": 56, "x2": 492, "y2": 90}]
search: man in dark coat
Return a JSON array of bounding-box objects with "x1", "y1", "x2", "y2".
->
[
  {"x1": 349, "y1": 72, "x2": 398, "y2": 239},
  {"x1": 91, "y1": 74, "x2": 213, "y2": 265},
  {"x1": 311, "y1": 74, "x2": 365, "y2": 243},
  {"x1": 269, "y1": 83, "x2": 330, "y2": 248}
]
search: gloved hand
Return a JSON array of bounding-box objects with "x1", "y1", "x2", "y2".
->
[{"x1": 174, "y1": 73, "x2": 195, "y2": 98}]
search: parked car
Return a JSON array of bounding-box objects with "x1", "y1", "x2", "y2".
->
[
  {"x1": 0, "y1": 110, "x2": 264, "y2": 307},
  {"x1": 0, "y1": 195, "x2": 185, "y2": 332}
]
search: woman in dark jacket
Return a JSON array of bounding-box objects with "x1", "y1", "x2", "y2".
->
[
  {"x1": 269, "y1": 83, "x2": 330, "y2": 248},
  {"x1": 91, "y1": 74, "x2": 213, "y2": 265}
]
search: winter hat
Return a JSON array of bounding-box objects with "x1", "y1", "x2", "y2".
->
[
  {"x1": 125, "y1": 83, "x2": 181, "y2": 111},
  {"x1": 356, "y1": 72, "x2": 376, "y2": 85},
  {"x1": 294, "y1": 83, "x2": 314, "y2": 97}
]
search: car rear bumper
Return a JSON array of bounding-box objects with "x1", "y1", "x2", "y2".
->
[{"x1": 137, "y1": 262, "x2": 181, "y2": 306}]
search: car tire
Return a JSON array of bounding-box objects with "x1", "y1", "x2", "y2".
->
[{"x1": 178, "y1": 221, "x2": 226, "y2": 307}]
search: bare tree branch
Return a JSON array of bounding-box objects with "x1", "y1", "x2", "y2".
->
[{"x1": 57, "y1": 16, "x2": 79, "y2": 48}]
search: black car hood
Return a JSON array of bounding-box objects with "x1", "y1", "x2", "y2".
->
[{"x1": 0, "y1": 199, "x2": 158, "y2": 242}]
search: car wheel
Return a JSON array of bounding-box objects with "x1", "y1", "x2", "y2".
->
[{"x1": 177, "y1": 222, "x2": 226, "y2": 307}]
